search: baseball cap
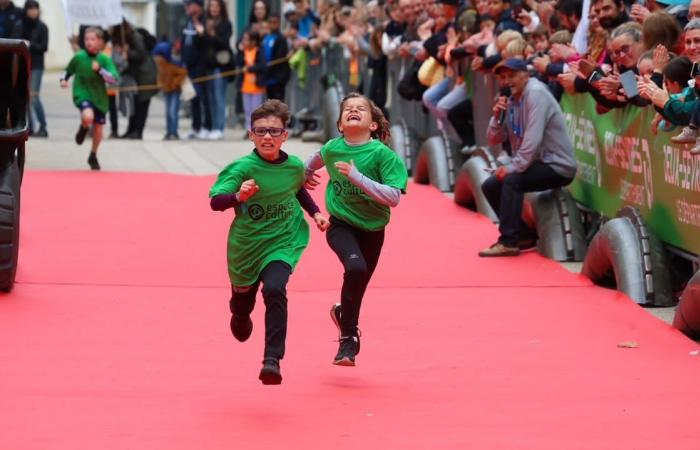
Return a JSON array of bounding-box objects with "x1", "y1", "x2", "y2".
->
[{"x1": 494, "y1": 58, "x2": 528, "y2": 74}]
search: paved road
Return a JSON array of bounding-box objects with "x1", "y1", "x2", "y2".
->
[
  {"x1": 26, "y1": 72, "x2": 678, "y2": 325},
  {"x1": 26, "y1": 72, "x2": 320, "y2": 174}
]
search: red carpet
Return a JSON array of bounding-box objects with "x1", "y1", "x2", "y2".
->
[{"x1": 1, "y1": 171, "x2": 698, "y2": 449}]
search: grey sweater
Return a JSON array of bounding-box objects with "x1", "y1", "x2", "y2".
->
[{"x1": 487, "y1": 78, "x2": 577, "y2": 179}]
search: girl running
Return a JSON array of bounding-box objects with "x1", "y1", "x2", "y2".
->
[
  {"x1": 305, "y1": 93, "x2": 407, "y2": 366},
  {"x1": 209, "y1": 99, "x2": 329, "y2": 385}
]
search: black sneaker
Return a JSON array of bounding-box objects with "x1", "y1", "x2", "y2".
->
[
  {"x1": 329, "y1": 303, "x2": 360, "y2": 356},
  {"x1": 230, "y1": 315, "x2": 253, "y2": 342},
  {"x1": 333, "y1": 336, "x2": 359, "y2": 366},
  {"x1": 87, "y1": 152, "x2": 100, "y2": 171},
  {"x1": 34, "y1": 128, "x2": 48, "y2": 138},
  {"x1": 259, "y1": 358, "x2": 282, "y2": 385},
  {"x1": 75, "y1": 126, "x2": 89, "y2": 145}
]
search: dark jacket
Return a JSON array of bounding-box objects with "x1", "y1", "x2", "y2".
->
[
  {"x1": 19, "y1": 15, "x2": 48, "y2": 70},
  {"x1": 181, "y1": 15, "x2": 205, "y2": 71},
  {"x1": 124, "y1": 30, "x2": 158, "y2": 102},
  {"x1": 262, "y1": 30, "x2": 290, "y2": 86},
  {"x1": 0, "y1": 2, "x2": 21, "y2": 39},
  {"x1": 201, "y1": 19, "x2": 233, "y2": 71},
  {"x1": 235, "y1": 46, "x2": 267, "y2": 89}
]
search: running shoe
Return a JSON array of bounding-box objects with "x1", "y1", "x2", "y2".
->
[
  {"x1": 75, "y1": 126, "x2": 89, "y2": 145},
  {"x1": 259, "y1": 358, "x2": 282, "y2": 385},
  {"x1": 230, "y1": 315, "x2": 253, "y2": 342},
  {"x1": 333, "y1": 336, "x2": 359, "y2": 366}
]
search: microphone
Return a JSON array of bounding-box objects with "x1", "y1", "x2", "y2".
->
[{"x1": 496, "y1": 87, "x2": 511, "y2": 126}]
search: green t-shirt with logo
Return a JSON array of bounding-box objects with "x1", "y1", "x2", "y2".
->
[
  {"x1": 209, "y1": 151, "x2": 310, "y2": 286},
  {"x1": 320, "y1": 137, "x2": 407, "y2": 231},
  {"x1": 64, "y1": 50, "x2": 119, "y2": 113}
]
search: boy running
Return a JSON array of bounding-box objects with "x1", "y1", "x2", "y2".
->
[
  {"x1": 209, "y1": 99, "x2": 329, "y2": 385},
  {"x1": 60, "y1": 27, "x2": 118, "y2": 170}
]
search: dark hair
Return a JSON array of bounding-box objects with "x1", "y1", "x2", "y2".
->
[
  {"x1": 664, "y1": 56, "x2": 692, "y2": 85},
  {"x1": 336, "y1": 92, "x2": 391, "y2": 144},
  {"x1": 24, "y1": 0, "x2": 39, "y2": 10},
  {"x1": 556, "y1": 0, "x2": 582, "y2": 19},
  {"x1": 251, "y1": 99, "x2": 290, "y2": 126},
  {"x1": 207, "y1": 0, "x2": 229, "y2": 22},
  {"x1": 248, "y1": 0, "x2": 269, "y2": 25},
  {"x1": 245, "y1": 30, "x2": 261, "y2": 45},
  {"x1": 643, "y1": 11, "x2": 682, "y2": 51}
]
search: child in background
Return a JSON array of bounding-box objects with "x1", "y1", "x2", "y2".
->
[
  {"x1": 304, "y1": 93, "x2": 407, "y2": 367},
  {"x1": 153, "y1": 38, "x2": 188, "y2": 140},
  {"x1": 236, "y1": 30, "x2": 267, "y2": 132},
  {"x1": 60, "y1": 27, "x2": 119, "y2": 170}
]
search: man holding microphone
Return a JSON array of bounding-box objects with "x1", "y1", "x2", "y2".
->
[{"x1": 479, "y1": 58, "x2": 578, "y2": 257}]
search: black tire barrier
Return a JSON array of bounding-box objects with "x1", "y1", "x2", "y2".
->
[
  {"x1": 582, "y1": 207, "x2": 673, "y2": 306},
  {"x1": 389, "y1": 119, "x2": 421, "y2": 175},
  {"x1": 673, "y1": 270, "x2": 700, "y2": 339},
  {"x1": 0, "y1": 152, "x2": 21, "y2": 292},
  {"x1": 322, "y1": 81, "x2": 344, "y2": 142},
  {"x1": 524, "y1": 189, "x2": 586, "y2": 262},
  {"x1": 414, "y1": 131, "x2": 467, "y2": 192},
  {"x1": 453, "y1": 147, "x2": 498, "y2": 222}
]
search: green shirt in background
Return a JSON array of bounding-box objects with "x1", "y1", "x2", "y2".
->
[
  {"x1": 209, "y1": 151, "x2": 310, "y2": 286},
  {"x1": 320, "y1": 137, "x2": 407, "y2": 231},
  {"x1": 64, "y1": 50, "x2": 119, "y2": 113}
]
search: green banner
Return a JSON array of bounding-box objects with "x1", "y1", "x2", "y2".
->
[{"x1": 561, "y1": 94, "x2": 700, "y2": 255}]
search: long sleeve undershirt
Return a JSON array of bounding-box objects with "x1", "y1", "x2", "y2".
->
[{"x1": 305, "y1": 141, "x2": 402, "y2": 207}]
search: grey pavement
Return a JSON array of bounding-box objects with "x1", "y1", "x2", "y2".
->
[
  {"x1": 26, "y1": 72, "x2": 321, "y2": 174},
  {"x1": 27, "y1": 72, "x2": 678, "y2": 325}
]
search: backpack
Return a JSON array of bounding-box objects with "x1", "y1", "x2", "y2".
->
[{"x1": 137, "y1": 27, "x2": 157, "y2": 52}]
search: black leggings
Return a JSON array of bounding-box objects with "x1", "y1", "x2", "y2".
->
[
  {"x1": 229, "y1": 261, "x2": 291, "y2": 360},
  {"x1": 326, "y1": 216, "x2": 385, "y2": 337}
]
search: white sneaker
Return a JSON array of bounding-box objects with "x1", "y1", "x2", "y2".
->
[
  {"x1": 185, "y1": 130, "x2": 198, "y2": 140},
  {"x1": 207, "y1": 129, "x2": 224, "y2": 140},
  {"x1": 196, "y1": 129, "x2": 210, "y2": 140}
]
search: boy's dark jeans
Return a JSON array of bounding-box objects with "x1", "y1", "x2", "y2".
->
[
  {"x1": 481, "y1": 161, "x2": 573, "y2": 247},
  {"x1": 230, "y1": 261, "x2": 291, "y2": 361},
  {"x1": 326, "y1": 216, "x2": 385, "y2": 337}
]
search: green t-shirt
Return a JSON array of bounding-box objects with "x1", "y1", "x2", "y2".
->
[
  {"x1": 64, "y1": 50, "x2": 119, "y2": 113},
  {"x1": 320, "y1": 137, "x2": 408, "y2": 231},
  {"x1": 209, "y1": 151, "x2": 310, "y2": 286}
]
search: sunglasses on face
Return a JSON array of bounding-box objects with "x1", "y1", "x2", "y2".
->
[{"x1": 251, "y1": 127, "x2": 285, "y2": 137}]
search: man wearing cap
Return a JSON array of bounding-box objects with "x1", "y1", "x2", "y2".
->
[{"x1": 479, "y1": 58, "x2": 578, "y2": 257}]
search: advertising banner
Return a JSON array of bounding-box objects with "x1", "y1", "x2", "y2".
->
[
  {"x1": 561, "y1": 94, "x2": 700, "y2": 255},
  {"x1": 62, "y1": 0, "x2": 123, "y2": 27}
]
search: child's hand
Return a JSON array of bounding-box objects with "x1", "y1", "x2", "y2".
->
[
  {"x1": 313, "y1": 212, "x2": 330, "y2": 231},
  {"x1": 60, "y1": 79, "x2": 68, "y2": 89},
  {"x1": 238, "y1": 179, "x2": 259, "y2": 202},
  {"x1": 334, "y1": 160, "x2": 355, "y2": 177},
  {"x1": 304, "y1": 172, "x2": 321, "y2": 190},
  {"x1": 92, "y1": 61, "x2": 100, "y2": 72}
]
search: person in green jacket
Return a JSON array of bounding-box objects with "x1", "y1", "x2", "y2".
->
[
  {"x1": 60, "y1": 27, "x2": 118, "y2": 170},
  {"x1": 209, "y1": 99, "x2": 329, "y2": 385},
  {"x1": 305, "y1": 93, "x2": 408, "y2": 367}
]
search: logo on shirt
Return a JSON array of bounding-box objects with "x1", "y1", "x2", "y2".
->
[
  {"x1": 332, "y1": 179, "x2": 363, "y2": 196},
  {"x1": 248, "y1": 203, "x2": 265, "y2": 220}
]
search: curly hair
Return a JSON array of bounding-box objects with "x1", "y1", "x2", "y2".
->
[{"x1": 336, "y1": 92, "x2": 391, "y2": 144}]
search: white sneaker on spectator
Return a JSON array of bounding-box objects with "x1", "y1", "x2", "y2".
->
[
  {"x1": 185, "y1": 130, "x2": 198, "y2": 140},
  {"x1": 671, "y1": 126, "x2": 698, "y2": 144},
  {"x1": 208, "y1": 130, "x2": 224, "y2": 140},
  {"x1": 691, "y1": 137, "x2": 700, "y2": 155},
  {"x1": 196, "y1": 129, "x2": 210, "y2": 140}
]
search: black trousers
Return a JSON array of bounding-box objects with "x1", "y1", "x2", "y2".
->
[
  {"x1": 108, "y1": 95, "x2": 118, "y2": 135},
  {"x1": 229, "y1": 261, "x2": 291, "y2": 360},
  {"x1": 326, "y1": 216, "x2": 385, "y2": 337},
  {"x1": 125, "y1": 99, "x2": 151, "y2": 138},
  {"x1": 481, "y1": 161, "x2": 572, "y2": 246}
]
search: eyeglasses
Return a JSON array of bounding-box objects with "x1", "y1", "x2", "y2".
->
[{"x1": 251, "y1": 126, "x2": 285, "y2": 137}]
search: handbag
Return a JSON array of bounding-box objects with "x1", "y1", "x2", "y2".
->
[
  {"x1": 180, "y1": 77, "x2": 196, "y2": 102},
  {"x1": 417, "y1": 57, "x2": 445, "y2": 87}
]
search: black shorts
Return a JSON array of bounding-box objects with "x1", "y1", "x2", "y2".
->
[{"x1": 78, "y1": 100, "x2": 106, "y2": 124}]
